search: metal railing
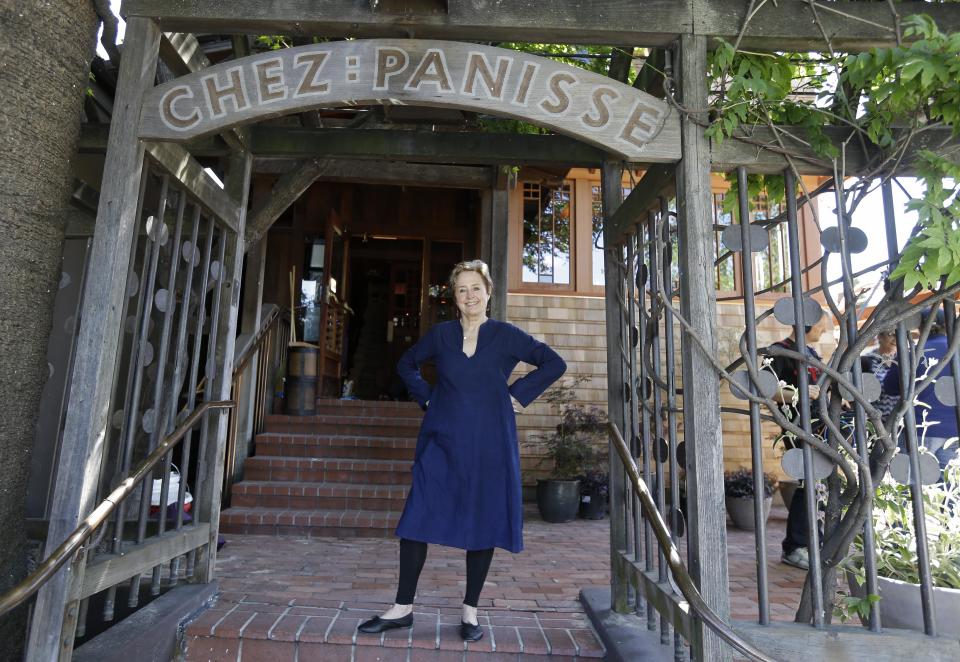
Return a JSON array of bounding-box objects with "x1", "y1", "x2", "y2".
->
[
  {"x1": 0, "y1": 400, "x2": 234, "y2": 618},
  {"x1": 603, "y1": 164, "x2": 959, "y2": 660},
  {"x1": 224, "y1": 305, "x2": 289, "y2": 499},
  {"x1": 608, "y1": 423, "x2": 776, "y2": 662}
]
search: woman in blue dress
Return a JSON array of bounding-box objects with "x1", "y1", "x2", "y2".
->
[{"x1": 358, "y1": 259, "x2": 566, "y2": 641}]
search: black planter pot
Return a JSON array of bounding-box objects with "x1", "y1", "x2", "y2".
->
[
  {"x1": 578, "y1": 489, "x2": 607, "y2": 519},
  {"x1": 536, "y1": 479, "x2": 581, "y2": 523}
]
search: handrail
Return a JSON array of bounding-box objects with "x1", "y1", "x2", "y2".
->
[
  {"x1": 233, "y1": 305, "x2": 284, "y2": 374},
  {"x1": 608, "y1": 423, "x2": 777, "y2": 662},
  {"x1": 0, "y1": 400, "x2": 235, "y2": 617}
]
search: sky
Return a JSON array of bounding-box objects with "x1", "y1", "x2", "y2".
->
[{"x1": 817, "y1": 177, "x2": 925, "y2": 312}]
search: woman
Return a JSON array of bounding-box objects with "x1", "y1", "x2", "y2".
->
[{"x1": 357, "y1": 259, "x2": 566, "y2": 641}]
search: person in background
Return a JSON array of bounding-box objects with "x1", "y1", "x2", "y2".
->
[
  {"x1": 861, "y1": 328, "x2": 899, "y2": 423},
  {"x1": 766, "y1": 314, "x2": 831, "y2": 570},
  {"x1": 357, "y1": 260, "x2": 566, "y2": 642},
  {"x1": 883, "y1": 308, "x2": 958, "y2": 477}
]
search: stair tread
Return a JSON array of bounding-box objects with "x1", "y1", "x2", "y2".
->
[
  {"x1": 246, "y1": 455, "x2": 411, "y2": 466},
  {"x1": 232, "y1": 480, "x2": 408, "y2": 494},
  {"x1": 265, "y1": 413, "x2": 423, "y2": 424},
  {"x1": 256, "y1": 431, "x2": 418, "y2": 443}
]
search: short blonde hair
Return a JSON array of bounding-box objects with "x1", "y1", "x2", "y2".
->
[{"x1": 449, "y1": 259, "x2": 494, "y2": 295}]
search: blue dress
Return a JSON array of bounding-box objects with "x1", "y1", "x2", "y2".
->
[{"x1": 395, "y1": 319, "x2": 566, "y2": 552}]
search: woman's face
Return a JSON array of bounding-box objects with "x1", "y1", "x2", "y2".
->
[
  {"x1": 454, "y1": 270, "x2": 490, "y2": 319},
  {"x1": 878, "y1": 331, "x2": 896, "y2": 353}
]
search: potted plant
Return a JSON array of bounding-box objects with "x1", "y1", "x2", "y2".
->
[
  {"x1": 578, "y1": 469, "x2": 609, "y2": 520},
  {"x1": 723, "y1": 467, "x2": 776, "y2": 530},
  {"x1": 534, "y1": 378, "x2": 607, "y2": 523},
  {"x1": 844, "y1": 464, "x2": 960, "y2": 635}
]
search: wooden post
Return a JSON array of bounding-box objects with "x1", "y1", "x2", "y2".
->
[
  {"x1": 675, "y1": 33, "x2": 731, "y2": 662},
  {"x1": 490, "y1": 170, "x2": 509, "y2": 322},
  {"x1": 601, "y1": 160, "x2": 630, "y2": 612},
  {"x1": 196, "y1": 149, "x2": 252, "y2": 582},
  {"x1": 25, "y1": 18, "x2": 161, "y2": 661},
  {"x1": 235, "y1": 236, "x2": 267, "y2": 478}
]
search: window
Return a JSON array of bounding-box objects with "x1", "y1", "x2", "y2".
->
[
  {"x1": 522, "y1": 182, "x2": 572, "y2": 284},
  {"x1": 711, "y1": 193, "x2": 791, "y2": 293},
  {"x1": 591, "y1": 185, "x2": 604, "y2": 286},
  {"x1": 713, "y1": 193, "x2": 736, "y2": 291},
  {"x1": 752, "y1": 196, "x2": 790, "y2": 292}
]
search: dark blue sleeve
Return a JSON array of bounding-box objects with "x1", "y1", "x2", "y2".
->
[
  {"x1": 397, "y1": 325, "x2": 438, "y2": 410},
  {"x1": 506, "y1": 325, "x2": 567, "y2": 407}
]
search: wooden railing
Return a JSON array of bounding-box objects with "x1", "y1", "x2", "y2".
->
[
  {"x1": 224, "y1": 306, "x2": 289, "y2": 500},
  {"x1": 0, "y1": 400, "x2": 234, "y2": 618}
]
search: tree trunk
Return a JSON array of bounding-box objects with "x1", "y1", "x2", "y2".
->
[{"x1": 0, "y1": 1, "x2": 98, "y2": 658}]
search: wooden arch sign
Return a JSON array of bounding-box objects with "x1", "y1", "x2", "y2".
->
[{"x1": 139, "y1": 39, "x2": 680, "y2": 162}]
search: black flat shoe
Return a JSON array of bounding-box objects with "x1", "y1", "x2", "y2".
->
[
  {"x1": 357, "y1": 614, "x2": 413, "y2": 634},
  {"x1": 460, "y1": 621, "x2": 483, "y2": 642}
]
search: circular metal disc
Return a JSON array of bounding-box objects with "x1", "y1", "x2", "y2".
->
[
  {"x1": 772, "y1": 296, "x2": 824, "y2": 327},
  {"x1": 820, "y1": 226, "x2": 869, "y2": 254},
  {"x1": 934, "y1": 377, "x2": 958, "y2": 406},
  {"x1": 47, "y1": 362, "x2": 54, "y2": 379},
  {"x1": 721, "y1": 224, "x2": 769, "y2": 254},
  {"x1": 653, "y1": 437, "x2": 669, "y2": 463},
  {"x1": 636, "y1": 263, "x2": 648, "y2": 288},
  {"x1": 111, "y1": 409, "x2": 125, "y2": 430},
  {"x1": 839, "y1": 373, "x2": 882, "y2": 402},
  {"x1": 141, "y1": 342, "x2": 154, "y2": 367},
  {"x1": 155, "y1": 289, "x2": 169, "y2": 313},
  {"x1": 889, "y1": 452, "x2": 942, "y2": 486},
  {"x1": 210, "y1": 261, "x2": 221, "y2": 281},
  {"x1": 631, "y1": 325, "x2": 639, "y2": 348},
  {"x1": 670, "y1": 508, "x2": 685, "y2": 538},
  {"x1": 142, "y1": 408, "x2": 156, "y2": 434},
  {"x1": 729, "y1": 369, "x2": 778, "y2": 400},
  {"x1": 676, "y1": 440, "x2": 686, "y2": 467},
  {"x1": 59, "y1": 271, "x2": 71, "y2": 290},
  {"x1": 126, "y1": 272, "x2": 139, "y2": 298},
  {"x1": 781, "y1": 447, "x2": 834, "y2": 480}
]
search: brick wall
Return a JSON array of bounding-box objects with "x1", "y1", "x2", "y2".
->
[{"x1": 508, "y1": 292, "x2": 836, "y2": 490}]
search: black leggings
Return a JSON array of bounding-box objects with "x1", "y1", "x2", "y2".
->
[{"x1": 395, "y1": 538, "x2": 494, "y2": 607}]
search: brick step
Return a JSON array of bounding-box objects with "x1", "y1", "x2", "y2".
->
[
  {"x1": 264, "y1": 414, "x2": 422, "y2": 437},
  {"x1": 184, "y1": 602, "x2": 605, "y2": 660},
  {"x1": 312, "y1": 398, "x2": 424, "y2": 418},
  {"x1": 230, "y1": 481, "x2": 408, "y2": 511},
  {"x1": 217, "y1": 506, "x2": 400, "y2": 538},
  {"x1": 255, "y1": 432, "x2": 416, "y2": 460},
  {"x1": 243, "y1": 456, "x2": 412, "y2": 485}
]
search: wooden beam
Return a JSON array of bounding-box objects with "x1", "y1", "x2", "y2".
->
[
  {"x1": 80, "y1": 123, "x2": 960, "y2": 176},
  {"x1": 250, "y1": 127, "x2": 609, "y2": 166},
  {"x1": 489, "y1": 174, "x2": 509, "y2": 323},
  {"x1": 675, "y1": 33, "x2": 730, "y2": 662},
  {"x1": 600, "y1": 160, "x2": 629, "y2": 613},
  {"x1": 80, "y1": 525, "x2": 210, "y2": 599},
  {"x1": 26, "y1": 17, "x2": 162, "y2": 662},
  {"x1": 246, "y1": 158, "x2": 333, "y2": 245},
  {"x1": 255, "y1": 158, "x2": 492, "y2": 189},
  {"x1": 144, "y1": 141, "x2": 242, "y2": 232},
  {"x1": 712, "y1": 125, "x2": 960, "y2": 175},
  {"x1": 605, "y1": 164, "x2": 674, "y2": 244},
  {"x1": 621, "y1": 552, "x2": 693, "y2": 641},
  {"x1": 124, "y1": 0, "x2": 960, "y2": 51},
  {"x1": 733, "y1": 621, "x2": 960, "y2": 662},
  {"x1": 159, "y1": 32, "x2": 210, "y2": 78}
]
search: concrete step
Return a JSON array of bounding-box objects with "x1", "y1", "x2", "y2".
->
[
  {"x1": 217, "y1": 506, "x2": 400, "y2": 538},
  {"x1": 243, "y1": 456, "x2": 412, "y2": 485},
  {"x1": 254, "y1": 432, "x2": 416, "y2": 461},
  {"x1": 230, "y1": 481, "x2": 408, "y2": 511},
  {"x1": 263, "y1": 413, "x2": 422, "y2": 438},
  {"x1": 312, "y1": 398, "x2": 424, "y2": 418}
]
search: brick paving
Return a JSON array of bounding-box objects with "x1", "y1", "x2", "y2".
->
[
  {"x1": 192, "y1": 399, "x2": 809, "y2": 659},
  {"x1": 183, "y1": 503, "x2": 808, "y2": 660}
]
